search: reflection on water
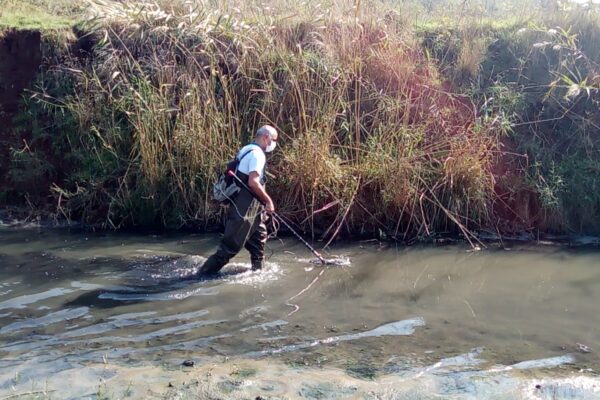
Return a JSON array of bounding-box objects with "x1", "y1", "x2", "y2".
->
[{"x1": 0, "y1": 226, "x2": 599, "y2": 398}]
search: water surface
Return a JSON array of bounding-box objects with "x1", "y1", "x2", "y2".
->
[{"x1": 0, "y1": 226, "x2": 599, "y2": 398}]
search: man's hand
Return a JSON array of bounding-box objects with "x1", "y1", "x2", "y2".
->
[
  {"x1": 248, "y1": 171, "x2": 275, "y2": 213},
  {"x1": 265, "y1": 200, "x2": 275, "y2": 214}
]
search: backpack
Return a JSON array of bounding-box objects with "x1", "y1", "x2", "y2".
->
[{"x1": 212, "y1": 146, "x2": 257, "y2": 203}]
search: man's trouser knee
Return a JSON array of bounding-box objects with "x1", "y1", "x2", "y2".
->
[{"x1": 199, "y1": 190, "x2": 263, "y2": 275}]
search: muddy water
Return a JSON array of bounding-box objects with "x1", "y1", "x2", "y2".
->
[{"x1": 0, "y1": 226, "x2": 599, "y2": 399}]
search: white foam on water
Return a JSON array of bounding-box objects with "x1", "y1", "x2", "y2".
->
[
  {"x1": 147, "y1": 255, "x2": 205, "y2": 279},
  {"x1": 118, "y1": 254, "x2": 206, "y2": 283},
  {"x1": 222, "y1": 262, "x2": 283, "y2": 286}
]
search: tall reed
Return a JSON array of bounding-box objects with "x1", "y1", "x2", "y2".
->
[{"x1": 16, "y1": 0, "x2": 600, "y2": 237}]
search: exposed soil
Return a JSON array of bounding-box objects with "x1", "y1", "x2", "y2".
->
[{"x1": 0, "y1": 30, "x2": 42, "y2": 193}]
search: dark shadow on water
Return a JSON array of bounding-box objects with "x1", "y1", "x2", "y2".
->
[
  {"x1": 63, "y1": 264, "x2": 254, "y2": 309},
  {"x1": 64, "y1": 289, "x2": 139, "y2": 309},
  {"x1": 2, "y1": 235, "x2": 264, "y2": 313}
]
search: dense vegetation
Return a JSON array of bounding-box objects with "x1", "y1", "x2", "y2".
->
[{"x1": 1, "y1": 0, "x2": 599, "y2": 242}]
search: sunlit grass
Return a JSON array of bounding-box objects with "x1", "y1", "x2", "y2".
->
[{"x1": 0, "y1": 0, "x2": 83, "y2": 31}]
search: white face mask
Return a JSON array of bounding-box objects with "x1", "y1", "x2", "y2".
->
[{"x1": 266, "y1": 140, "x2": 277, "y2": 153}]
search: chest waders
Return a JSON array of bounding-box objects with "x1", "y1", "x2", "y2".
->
[{"x1": 198, "y1": 156, "x2": 267, "y2": 275}]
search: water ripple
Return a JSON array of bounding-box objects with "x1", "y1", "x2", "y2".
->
[
  {"x1": 0, "y1": 288, "x2": 74, "y2": 310},
  {"x1": 0, "y1": 307, "x2": 90, "y2": 334},
  {"x1": 97, "y1": 286, "x2": 219, "y2": 301},
  {"x1": 246, "y1": 317, "x2": 426, "y2": 357}
]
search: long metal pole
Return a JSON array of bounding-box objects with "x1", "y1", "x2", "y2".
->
[{"x1": 227, "y1": 171, "x2": 326, "y2": 264}]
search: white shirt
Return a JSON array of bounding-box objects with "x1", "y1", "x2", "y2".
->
[{"x1": 236, "y1": 143, "x2": 265, "y2": 179}]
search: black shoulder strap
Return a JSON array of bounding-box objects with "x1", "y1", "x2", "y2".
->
[
  {"x1": 237, "y1": 149, "x2": 254, "y2": 162},
  {"x1": 236, "y1": 143, "x2": 262, "y2": 161}
]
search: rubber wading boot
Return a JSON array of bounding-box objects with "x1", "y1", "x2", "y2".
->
[
  {"x1": 251, "y1": 259, "x2": 263, "y2": 271},
  {"x1": 197, "y1": 254, "x2": 227, "y2": 276}
]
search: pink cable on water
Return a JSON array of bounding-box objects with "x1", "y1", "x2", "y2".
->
[{"x1": 285, "y1": 268, "x2": 326, "y2": 316}]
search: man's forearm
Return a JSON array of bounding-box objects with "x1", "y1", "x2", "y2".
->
[{"x1": 248, "y1": 180, "x2": 272, "y2": 206}]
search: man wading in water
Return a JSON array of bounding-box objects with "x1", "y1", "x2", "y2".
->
[{"x1": 198, "y1": 125, "x2": 278, "y2": 275}]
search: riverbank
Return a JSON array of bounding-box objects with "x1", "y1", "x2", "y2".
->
[
  {"x1": 1, "y1": 0, "x2": 599, "y2": 241},
  {"x1": 3, "y1": 208, "x2": 600, "y2": 249},
  {"x1": 4, "y1": 355, "x2": 599, "y2": 399}
]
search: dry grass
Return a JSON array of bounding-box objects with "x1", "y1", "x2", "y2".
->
[
  {"x1": 11, "y1": 0, "x2": 600, "y2": 237},
  {"x1": 29, "y1": 0, "x2": 499, "y2": 240}
]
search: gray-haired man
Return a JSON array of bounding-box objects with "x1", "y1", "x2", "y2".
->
[{"x1": 198, "y1": 125, "x2": 278, "y2": 275}]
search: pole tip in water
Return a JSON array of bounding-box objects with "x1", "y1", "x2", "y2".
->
[{"x1": 310, "y1": 256, "x2": 351, "y2": 266}]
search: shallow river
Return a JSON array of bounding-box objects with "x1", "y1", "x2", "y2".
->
[{"x1": 0, "y1": 226, "x2": 599, "y2": 399}]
